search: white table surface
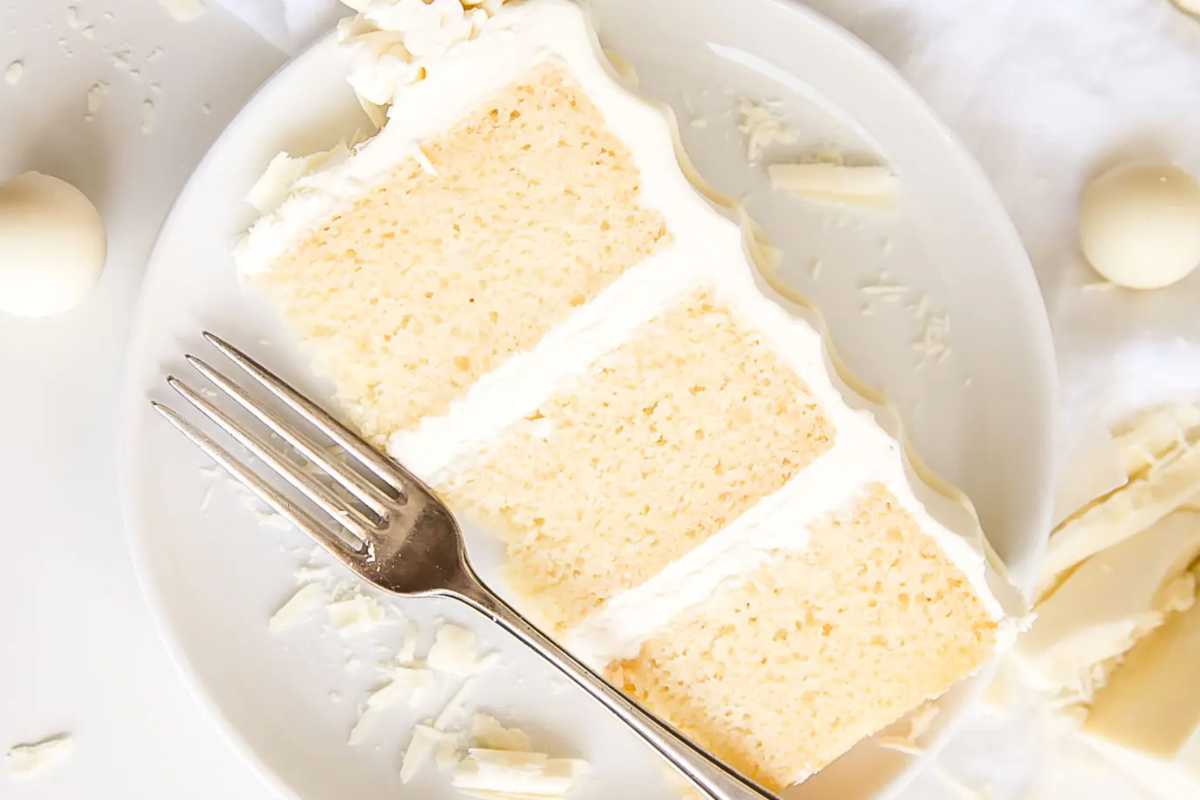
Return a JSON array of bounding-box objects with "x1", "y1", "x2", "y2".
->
[{"x1": 3, "y1": 1, "x2": 1198, "y2": 798}]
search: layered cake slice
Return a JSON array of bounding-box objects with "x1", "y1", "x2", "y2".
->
[{"x1": 236, "y1": 0, "x2": 1016, "y2": 790}]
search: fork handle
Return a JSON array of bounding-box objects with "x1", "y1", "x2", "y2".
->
[{"x1": 443, "y1": 565, "x2": 779, "y2": 800}]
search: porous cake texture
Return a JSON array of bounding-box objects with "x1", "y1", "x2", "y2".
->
[
  {"x1": 253, "y1": 62, "x2": 669, "y2": 445},
  {"x1": 608, "y1": 485, "x2": 999, "y2": 791},
  {"x1": 442, "y1": 290, "x2": 835, "y2": 631}
]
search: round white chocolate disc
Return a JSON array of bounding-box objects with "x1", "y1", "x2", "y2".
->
[
  {"x1": 1079, "y1": 162, "x2": 1200, "y2": 290},
  {"x1": 0, "y1": 172, "x2": 107, "y2": 317}
]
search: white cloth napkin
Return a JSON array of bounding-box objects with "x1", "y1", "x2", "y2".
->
[{"x1": 212, "y1": 0, "x2": 343, "y2": 53}]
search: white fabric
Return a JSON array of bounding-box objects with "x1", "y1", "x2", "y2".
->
[{"x1": 803, "y1": 0, "x2": 1200, "y2": 499}]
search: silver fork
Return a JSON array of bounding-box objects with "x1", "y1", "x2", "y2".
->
[{"x1": 152, "y1": 332, "x2": 779, "y2": 800}]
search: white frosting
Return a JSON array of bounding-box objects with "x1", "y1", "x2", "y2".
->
[{"x1": 239, "y1": 0, "x2": 1011, "y2": 663}]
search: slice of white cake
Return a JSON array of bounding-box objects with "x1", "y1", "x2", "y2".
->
[{"x1": 236, "y1": 0, "x2": 1016, "y2": 790}]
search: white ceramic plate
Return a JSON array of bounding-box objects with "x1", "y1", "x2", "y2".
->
[{"x1": 118, "y1": 1, "x2": 1056, "y2": 798}]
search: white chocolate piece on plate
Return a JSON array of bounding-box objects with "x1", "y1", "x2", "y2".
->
[
  {"x1": 1079, "y1": 162, "x2": 1200, "y2": 290},
  {"x1": 768, "y1": 162, "x2": 898, "y2": 207},
  {"x1": 452, "y1": 748, "x2": 590, "y2": 797},
  {"x1": 1114, "y1": 403, "x2": 1200, "y2": 476},
  {"x1": 5, "y1": 735, "x2": 74, "y2": 780},
  {"x1": 1085, "y1": 589, "x2": 1200, "y2": 795},
  {"x1": 1040, "y1": 441, "x2": 1200, "y2": 589},
  {"x1": 1017, "y1": 510, "x2": 1200, "y2": 696}
]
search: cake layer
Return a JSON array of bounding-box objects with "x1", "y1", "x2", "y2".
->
[
  {"x1": 608, "y1": 484, "x2": 998, "y2": 791},
  {"x1": 442, "y1": 289, "x2": 835, "y2": 631},
  {"x1": 253, "y1": 62, "x2": 668, "y2": 445}
]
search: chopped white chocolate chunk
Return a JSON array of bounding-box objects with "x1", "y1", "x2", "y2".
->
[
  {"x1": 471, "y1": 714, "x2": 533, "y2": 751},
  {"x1": 347, "y1": 666, "x2": 435, "y2": 744},
  {"x1": 1040, "y1": 442, "x2": 1200, "y2": 588},
  {"x1": 736, "y1": 98, "x2": 796, "y2": 164},
  {"x1": 5, "y1": 734, "x2": 74, "y2": 780},
  {"x1": 452, "y1": 748, "x2": 590, "y2": 796},
  {"x1": 245, "y1": 145, "x2": 352, "y2": 215},
  {"x1": 4, "y1": 60, "x2": 22, "y2": 86},
  {"x1": 1085, "y1": 589, "x2": 1200, "y2": 788},
  {"x1": 1113, "y1": 404, "x2": 1200, "y2": 477},
  {"x1": 400, "y1": 724, "x2": 446, "y2": 783},
  {"x1": 427, "y1": 623, "x2": 499, "y2": 675},
  {"x1": 327, "y1": 592, "x2": 387, "y2": 635},
  {"x1": 768, "y1": 162, "x2": 898, "y2": 208},
  {"x1": 268, "y1": 582, "x2": 329, "y2": 633},
  {"x1": 1017, "y1": 510, "x2": 1200, "y2": 697},
  {"x1": 434, "y1": 678, "x2": 478, "y2": 730},
  {"x1": 293, "y1": 562, "x2": 331, "y2": 583}
]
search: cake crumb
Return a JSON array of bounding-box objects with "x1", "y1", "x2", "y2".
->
[
  {"x1": 4, "y1": 60, "x2": 22, "y2": 86},
  {"x1": 6, "y1": 734, "x2": 74, "y2": 780}
]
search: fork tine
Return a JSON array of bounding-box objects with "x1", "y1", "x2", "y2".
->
[
  {"x1": 203, "y1": 332, "x2": 409, "y2": 495},
  {"x1": 166, "y1": 375, "x2": 381, "y2": 545},
  {"x1": 184, "y1": 354, "x2": 393, "y2": 518},
  {"x1": 151, "y1": 401, "x2": 368, "y2": 560}
]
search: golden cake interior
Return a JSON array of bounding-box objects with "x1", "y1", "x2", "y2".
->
[
  {"x1": 253, "y1": 62, "x2": 669, "y2": 446},
  {"x1": 609, "y1": 485, "x2": 998, "y2": 791},
  {"x1": 442, "y1": 289, "x2": 836, "y2": 632}
]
